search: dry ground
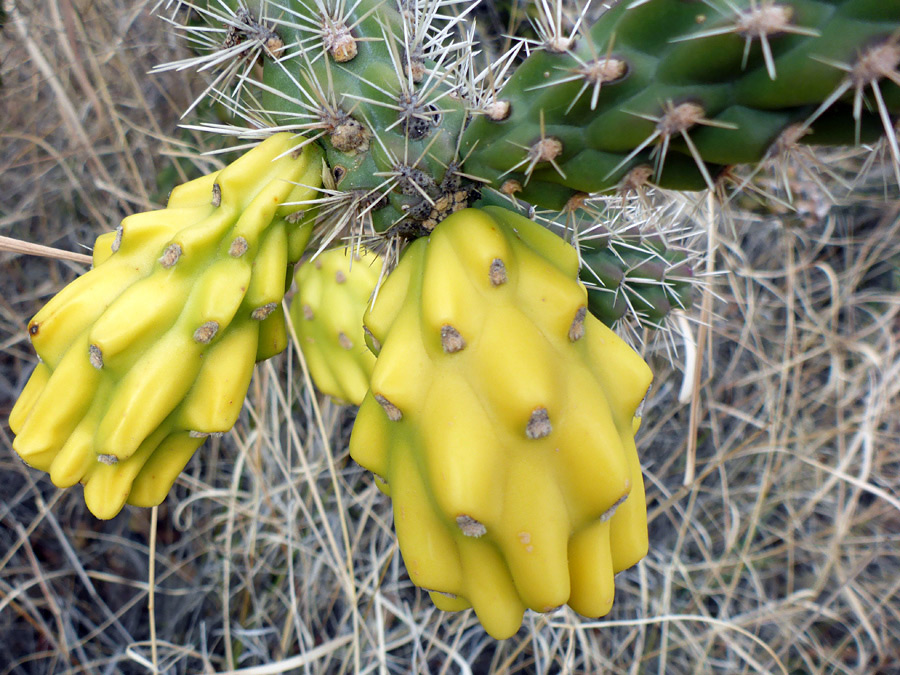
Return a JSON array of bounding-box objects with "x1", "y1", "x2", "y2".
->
[{"x1": 1, "y1": 1, "x2": 899, "y2": 673}]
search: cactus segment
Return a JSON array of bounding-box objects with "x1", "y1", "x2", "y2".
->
[
  {"x1": 10, "y1": 133, "x2": 323, "y2": 519},
  {"x1": 196, "y1": 0, "x2": 479, "y2": 236},
  {"x1": 580, "y1": 235, "x2": 695, "y2": 331},
  {"x1": 460, "y1": 0, "x2": 900, "y2": 207},
  {"x1": 172, "y1": 0, "x2": 900, "y2": 241},
  {"x1": 288, "y1": 245, "x2": 383, "y2": 405},
  {"x1": 348, "y1": 206, "x2": 653, "y2": 638}
]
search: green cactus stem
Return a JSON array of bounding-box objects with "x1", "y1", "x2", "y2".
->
[{"x1": 168, "y1": 0, "x2": 899, "y2": 238}]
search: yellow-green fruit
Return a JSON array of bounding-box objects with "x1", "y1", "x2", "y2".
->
[
  {"x1": 10, "y1": 133, "x2": 323, "y2": 519},
  {"x1": 289, "y1": 246, "x2": 382, "y2": 405},
  {"x1": 348, "y1": 206, "x2": 653, "y2": 638}
]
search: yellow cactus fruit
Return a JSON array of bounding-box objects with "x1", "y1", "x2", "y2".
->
[
  {"x1": 348, "y1": 206, "x2": 653, "y2": 638},
  {"x1": 288, "y1": 246, "x2": 382, "y2": 405},
  {"x1": 9, "y1": 133, "x2": 323, "y2": 519}
]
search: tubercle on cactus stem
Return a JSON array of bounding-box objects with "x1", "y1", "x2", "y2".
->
[
  {"x1": 501, "y1": 110, "x2": 567, "y2": 184},
  {"x1": 526, "y1": 0, "x2": 588, "y2": 54},
  {"x1": 496, "y1": 12, "x2": 625, "y2": 114},
  {"x1": 605, "y1": 100, "x2": 741, "y2": 192},
  {"x1": 803, "y1": 34, "x2": 900, "y2": 183},
  {"x1": 667, "y1": 2, "x2": 821, "y2": 81}
]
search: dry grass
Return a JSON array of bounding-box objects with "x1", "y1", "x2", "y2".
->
[{"x1": 2, "y1": 1, "x2": 899, "y2": 673}]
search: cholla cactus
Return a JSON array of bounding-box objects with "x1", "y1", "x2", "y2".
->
[{"x1": 8, "y1": 0, "x2": 900, "y2": 639}]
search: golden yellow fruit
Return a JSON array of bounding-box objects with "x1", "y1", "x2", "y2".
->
[
  {"x1": 349, "y1": 206, "x2": 652, "y2": 637},
  {"x1": 289, "y1": 246, "x2": 382, "y2": 405}
]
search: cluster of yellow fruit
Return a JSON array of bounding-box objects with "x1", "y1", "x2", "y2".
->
[
  {"x1": 349, "y1": 207, "x2": 652, "y2": 638},
  {"x1": 9, "y1": 134, "x2": 322, "y2": 519},
  {"x1": 9, "y1": 135, "x2": 652, "y2": 638}
]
